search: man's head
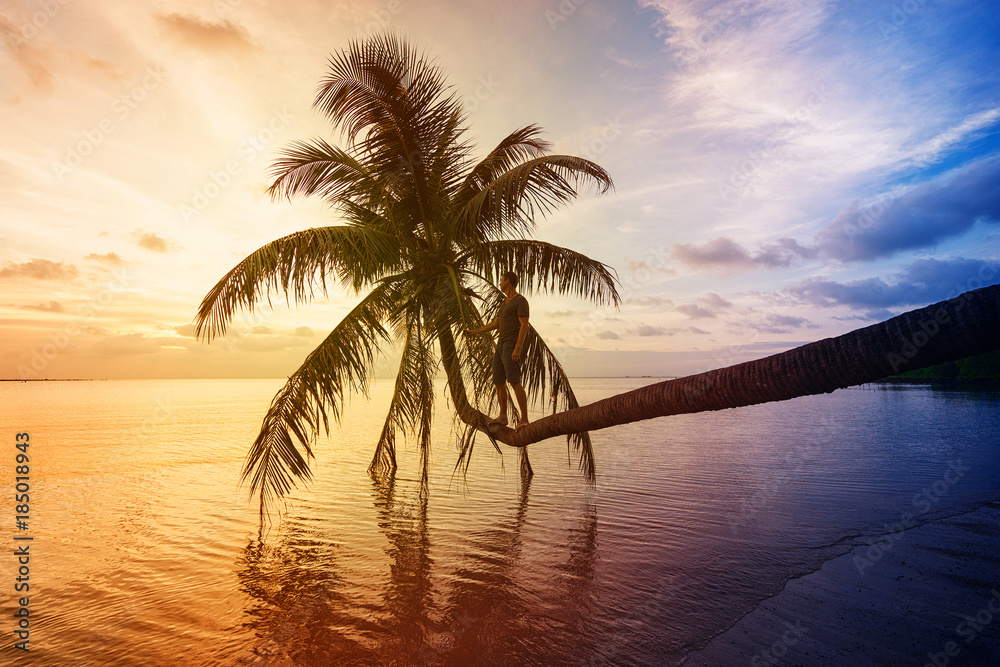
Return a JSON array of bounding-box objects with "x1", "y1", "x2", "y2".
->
[{"x1": 501, "y1": 271, "x2": 519, "y2": 290}]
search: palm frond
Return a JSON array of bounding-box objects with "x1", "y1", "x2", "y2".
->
[
  {"x1": 459, "y1": 239, "x2": 621, "y2": 309},
  {"x1": 266, "y1": 138, "x2": 396, "y2": 210},
  {"x1": 452, "y1": 154, "x2": 613, "y2": 242},
  {"x1": 241, "y1": 281, "x2": 401, "y2": 514},
  {"x1": 422, "y1": 106, "x2": 472, "y2": 233},
  {"x1": 369, "y1": 310, "x2": 438, "y2": 480},
  {"x1": 336, "y1": 199, "x2": 398, "y2": 235},
  {"x1": 518, "y1": 324, "x2": 595, "y2": 480},
  {"x1": 314, "y1": 32, "x2": 466, "y2": 241},
  {"x1": 194, "y1": 226, "x2": 401, "y2": 341},
  {"x1": 413, "y1": 316, "x2": 436, "y2": 495},
  {"x1": 316, "y1": 33, "x2": 454, "y2": 150},
  {"x1": 451, "y1": 125, "x2": 551, "y2": 210}
]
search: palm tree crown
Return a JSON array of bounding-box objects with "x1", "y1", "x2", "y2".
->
[{"x1": 195, "y1": 33, "x2": 620, "y2": 517}]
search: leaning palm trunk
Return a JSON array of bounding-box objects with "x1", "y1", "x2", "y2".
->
[{"x1": 470, "y1": 283, "x2": 1000, "y2": 447}]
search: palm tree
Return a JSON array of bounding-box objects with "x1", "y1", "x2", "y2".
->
[
  {"x1": 194, "y1": 33, "x2": 620, "y2": 517},
  {"x1": 488, "y1": 283, "x2": 1000, "y2": 447}
]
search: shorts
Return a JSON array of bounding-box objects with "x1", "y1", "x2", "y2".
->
[{"x1": 492, "y1": 340, "x2": 521, "y2": 385}]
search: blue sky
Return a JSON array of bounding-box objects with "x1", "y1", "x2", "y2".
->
[{"x1": 0, "y1": 0, "x2": 998, "y2": 379}]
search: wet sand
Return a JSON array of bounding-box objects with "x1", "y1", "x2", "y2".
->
[{"x1": 683, "y1": 502, "x2": 1000, "y2": 666}]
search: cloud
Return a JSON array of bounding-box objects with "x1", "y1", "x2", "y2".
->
[
  {"x1": 640, "y1": 0, "x2": 997, "y2": 279},
  {"x1": 672, "y1": 237, "x2": 814, "y2": 270},
  {"x1": 19, "y1": 301, "x2": 65, "y2": 313},
  {"x1": 624, "y1": 296, "x2": 674, "y2": 307},
  {"x1": 676, "y1": 292, "x2": 734, "y2": 319},
  {"x1": 233, "y1": 336, "x2": 312, "y2": 352},
  {"x1": 85, "y1": 252, "x2": 127, "y2": 266},
  {"x1": 673, "y1": 237, "x2": 750, "y2": 268},
  {"x1": 632, "y1": 324, "x2": 668, "y2": 336},
  {"x1": 739, "y1": 313, "x2": 819, "y2": 334},
  {"x1": 833, "y1": 309, "x2": 896, "y2": 322},
  {"x1": 816, "y1": 156, "x2": 1000, "y2": 262},
  {"x1": 0, "y1": 259, "x2": 79, "y2": 280},
  {"x1": 156, "y1": 14, "x2": 254, "y2": 51},
  {"x1": 0, "y1": 158, "x2": 31, "y2": 195},
  {"x1": 766, "y1": 314, "x2": 816, "y2": 328},
  {"x1": 624, "y1": 257, "x2": 677, "y2": 278},
  {"x1": 0, "y1": 16, "x2": 56, "y2": 93},
  {"x1": 701, "y1": 293, "x2": 732, "y2": 309},
  {"x1": 650, "y1": 0, "x2": 831, "y2": 74},
  {"x1": 754, "y1": 238, "x2": 817, "y2": 266},
  {"x1": 676, "y1": 304, "x2": 715, "y2": 319},
  {"x1": 3, "y1": 301, "x2": 66, "y2": 312},
  {"x1": 168, "y1": 321, "x2": 314, "y2": 351},
  {"x1": 133, "y1": 231, "x2": 169, "y2": 253},
  {"x1": 784, "y1": 257, "x2": 1000, "y2": 310},
  {"x1": 0, "y1": 15, "x2": 123, "y2": 97},
  {"x1": 610, "y1": 324, "x2": 711, "y2": 339},
  {"x1": 93, "y1": 333, "x2": 161, "y2": 356},
  {"x1": 904, "y1": 107, "x2": 1000, "y2": 168},
  {"x1": 672, "y1": 154, "x2": 1000, "y2": 272}
]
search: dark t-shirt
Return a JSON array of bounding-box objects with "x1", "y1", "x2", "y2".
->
[{"x1": 498, "y1": 294, "x2": 529, "y2": 343}]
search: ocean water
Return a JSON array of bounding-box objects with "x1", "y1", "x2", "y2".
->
[{"x1": 0, "y1": 379, "x2": 998, "y2": 666}]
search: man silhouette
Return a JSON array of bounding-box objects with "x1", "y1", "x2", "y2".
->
[{"x1": 465, "y1": 271, "x2": 530, "y2": 431}]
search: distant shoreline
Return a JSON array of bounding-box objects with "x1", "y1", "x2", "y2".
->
[
  {"x1": 870, "y1": 377, "x2": 1000, "y2": 387},
  {"x1": 0, "y1": 378, "x2": 94, "y2": 382}
]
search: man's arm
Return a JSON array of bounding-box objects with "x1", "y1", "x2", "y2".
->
[
  {"x1": 512, "y1": 316, "x2": 529, "y2": 361},
  {"x1": 466, "y1": 318, "x2": 499, "y2": 335}
]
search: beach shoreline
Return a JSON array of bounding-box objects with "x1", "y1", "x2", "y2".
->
[{"x1": 682, "y1": 502, "x2": 1000, "y2": 666}]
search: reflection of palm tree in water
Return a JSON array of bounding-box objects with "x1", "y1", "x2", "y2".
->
[
  {"x1": 426, "y1": 480, "x2": 600, "y2": 666},
  {"x1": 236, "y1": 528, "x2": 364, "y2": 664},
  {"x1": 552, "y1": 503, "x2": 600, "y2": 654},
  {"x1": 372, "y1": 474, "x2": 434, "y2": 660},
  {"x1": 414, "y1": 475, "x2": 534, "y2": 665},
  {"x1": 235, "y1": 474, "x2": 598, "y2": 664},
  {"x1": 233, "y1": 478, "x2": 434, "y2": 664}
]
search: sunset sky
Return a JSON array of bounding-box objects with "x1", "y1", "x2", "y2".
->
[{"x1": 1, "y1": 0, "x2": 998, "y2": 379}]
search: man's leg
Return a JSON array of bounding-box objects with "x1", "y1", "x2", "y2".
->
[
  {"x1": 497, "y1": 340, "x2": 528, "y2": 430},
  {"x1": 490, "y1": 344, "x2": 509, "y2": 426},
  {"x1": 511, "y1": 382, "x2": 529, "y2": 430},
  {"x1": 491, "y1": 382, "x2": 509, "y2": 426}
]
